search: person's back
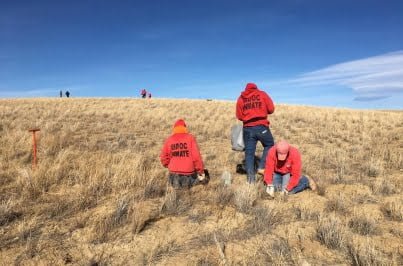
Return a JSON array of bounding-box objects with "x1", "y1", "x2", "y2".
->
[
  {"x1": 236, "y1": 83, "x2": 275, "y2": 127},
  {"x1": 160, "y1": 119, "x2": 204, "y2": 188},
  {"x1": 162, "y1": 133, "x2": 200, "y2": 175},
  {"x1": 236, "y1": 83, "x2": 275, "y2": 183}
]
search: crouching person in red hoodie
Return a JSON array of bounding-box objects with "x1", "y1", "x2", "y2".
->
[
  {"x1": 264, "y1": 140, "x2": 317, "y2": 196},
  {"x1": 160, "y1": 119, "x2": 205, "y2": 189}
]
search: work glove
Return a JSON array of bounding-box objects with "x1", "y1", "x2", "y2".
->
[
  {"x1": 197, "y1": 173, "x2": 206, "y2": 181},
  {"x1": 281, "y1": 189, "x2": 289, "y2": 196},
  {"x1": 266, "y1": 185, "x2": 274, "y2": 197}
]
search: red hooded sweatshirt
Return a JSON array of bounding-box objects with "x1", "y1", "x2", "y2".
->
[
  {"x1": 263, "y1": 145, "x2": 302, "y2": 191},
  {"x1": 160, "y1": 120, "x2": 204, "y2": 175},
  {"x1": 236, "y1": 83, "x2": 275, "y2": 127}
]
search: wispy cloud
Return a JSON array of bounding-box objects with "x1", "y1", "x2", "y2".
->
[
  {"x1": 284, "y1": 51, "x2": 403, "y2": 101},
  {"x1": 353, "y1": 95, "x2": 390, "y2": 101}
]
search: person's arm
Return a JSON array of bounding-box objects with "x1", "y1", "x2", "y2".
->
[
  {"x1": 264, "y1": 148, "x2": 276, "y2": 184},
  {"x1": 159, "y1": 139, "x2": 171, "y2": 168},
  {"x1": 190, "y1": 136, "x2": 204, "y2": 174},
  {"x1": 286, "y1": 150, "x2": 302, "y2": 191},
  {"x1": 263, "y1": 92, "x2": 275, "y2": 114},
  {"x1": 236, "y1": 97, "x2": 244, "y2": 121}
]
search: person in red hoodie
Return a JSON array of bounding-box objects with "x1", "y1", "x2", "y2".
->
[
  {"x1": 141, "y1": 89, "x2": 147, "y2": 98},
  {"x1": 236, "y1": 83, "x2": 275, "y2": 183},
  {"x1": 264, "y1": 140, "x2": 317, "y2": 196},
  {"x1": 160, "y1": 119, "x2": 205, "y2": 189}
]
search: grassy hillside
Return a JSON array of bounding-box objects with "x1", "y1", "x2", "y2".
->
[{"x1": 0, "y1": 98, "x2": 402, "y2": 265}]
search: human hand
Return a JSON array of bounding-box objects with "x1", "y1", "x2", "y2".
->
[
  {"x1": 197, "y1": 173, "x2": 205, "y2": 181},
  {"x1": 281, "y1": 189, "x2": 289, "y2": 196}
]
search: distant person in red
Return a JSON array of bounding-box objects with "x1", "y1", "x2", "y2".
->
[
  {"x1": 148, "y1": 92, "x2": 152, "y2": 98},
  {"x1": 141, "y1": 89, "x2": 147, "y2": 98},
  {"x1": 236, "y1": 82, "x2": 275, "y2": 184},
  {"x1": 160, "y1": 119, "x2": 205, "y2": 189},
  {"x1": 264, "y1": 140, "x2": 317, "y2": 196}
]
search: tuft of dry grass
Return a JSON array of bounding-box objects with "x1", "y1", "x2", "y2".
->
[
  {"x1": 316, "y1": 185, "x2": 326, "y2": 196},
  {"x1": 246, "y1": 206, "x2": 282, "y2": 236},
  {"x1": 0, "y1": 199, "x2": 22, "y2": 226},
  {"x1": 293, "y1": 202, "x2": 320, "y2": 221},
  {"x1": 213, "y1": 183, "x2": 235, "y2": 206},
  {"x1": 348, "y1": 212, "x2": 379, "y2": 236},
  {"x1": 160, "y1": 187, "x2": 191, "y2": 216},
  {"x1": 316, "y1": 215, "x2": 348, "y2": 250},
  {"x1": 247, "y1": 237, "x2": 298, "y2": 266},
  {"x1": 234, "y1": 184, "x2": 259, "y2": 213},
  {"x1": 381, "y1": 198, "x2": 403, "y2": 221},
  {"x1": 143, "y1": 172, "x2": 167, "y2": 199},
  {"x1": 138, "y1": 239, "x2": 183, "y2": 265},
  {"x1": 16, "y1": 218, "x2": 42, "y2": 243},
  {"x1": 325, "y1": 194, "x2": 349, "y2": 215},
  {"x1": 370, "y1": 176, "x2": 399, "y2": 195},
  {"x1": 347, "y1": 239, "x2": 391, "y2": 266},
  {"x1": 188, "y1": 208, "x2": 212, "y2": 224},
  {"x1": 131, "y1": 201, "x2": 161, "y2": 234},
  {"x1": 91, "y1": 197, "x2": 131, "y2": 243}
]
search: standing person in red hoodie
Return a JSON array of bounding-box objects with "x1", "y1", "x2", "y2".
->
[
  {"x1": 141, "y1": 89, "x2": 147, "y2": 98},
  {"x1": 236, "y1": 83, "x2": 275, "y2": 184},
  {"x1": 264, "y1": 140, "x2": 317, "y2": 196},
  {"x1": 160, "y1": 119, "x2": 205, "y2": 189}
]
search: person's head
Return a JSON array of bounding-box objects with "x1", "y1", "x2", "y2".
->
[
  {"x1": 276, "y1": 140, "x2": 290, "y2": 161},
  {"x1": 245, "y1": 83, "x2": 257, "y2": 90},
  {"x1": 173, "y1": 119, "x2": 188, "y2": 134}
]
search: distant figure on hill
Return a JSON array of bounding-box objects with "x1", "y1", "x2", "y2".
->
[
  {"x1": 264, "y1": 140, "x2": 317, "y2": 197},
  {"x1": 141, "y1": 89, "x2": 147, "y2": 98},
  {"x1": 65, "y1": 91, "x2": 70, "y2": 98},
  {"x1": 60, "y1": 90, "x2": 63, "y2": 98},
  {"x1": 236, "y1": 82, "x2": 275, "y2": 184},
  {"x1": 148, "y1": 92, "x2": 152, "y2": 98},
  {"x1": 160, "y1": 119, "x2": 206, "y2": 189}
]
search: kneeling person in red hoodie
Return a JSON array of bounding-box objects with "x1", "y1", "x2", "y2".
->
[
  {"x1": 264, "y1": 140, "x2": 317, "y2": 196},
  {"x1": 160, "y1": 119, "x2": 205, "y2": 189}
]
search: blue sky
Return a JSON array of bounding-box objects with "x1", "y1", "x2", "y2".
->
[{"x1": 1, "y1": 0, "x2": 403, "y2": 109}]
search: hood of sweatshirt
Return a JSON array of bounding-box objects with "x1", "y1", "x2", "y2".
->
[{"x1": 241, "y1": 83, "x2": 259, "y2": 98}]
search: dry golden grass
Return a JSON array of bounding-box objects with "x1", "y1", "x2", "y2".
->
[{"x1": 0, "y1": 98, "x2": 402, "y2": 265}]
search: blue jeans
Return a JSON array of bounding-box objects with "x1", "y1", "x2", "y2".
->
[
  {"x1": 273, "y1": 173, "x2": 310, "y2": 194},
  {"x1": 243, "y1": 125, "x2": 274, "y2": 183}
]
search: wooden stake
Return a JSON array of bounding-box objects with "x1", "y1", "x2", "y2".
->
[{"x1": 28, "y1": 128, "x2": 40, "y2": 170}]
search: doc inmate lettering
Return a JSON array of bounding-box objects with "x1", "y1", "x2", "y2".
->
[
  {"x1": 243, "y1": 95, "x2": 262, "y2": 111},
  {"x1": 171, "y1": 142, "x2": 190, "y2": 157}
]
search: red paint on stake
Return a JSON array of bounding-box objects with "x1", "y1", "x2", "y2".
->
[{"x1": 28, "y1": 128, "x2": 40, "y2": 169}]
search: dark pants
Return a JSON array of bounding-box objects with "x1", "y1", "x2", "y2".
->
[
  {"x1": 169, "y1": 173, "x2": 198, "y2": 189},
  {"x1": 243, "y1": 125, "x2": 274, "y2": 183}
]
